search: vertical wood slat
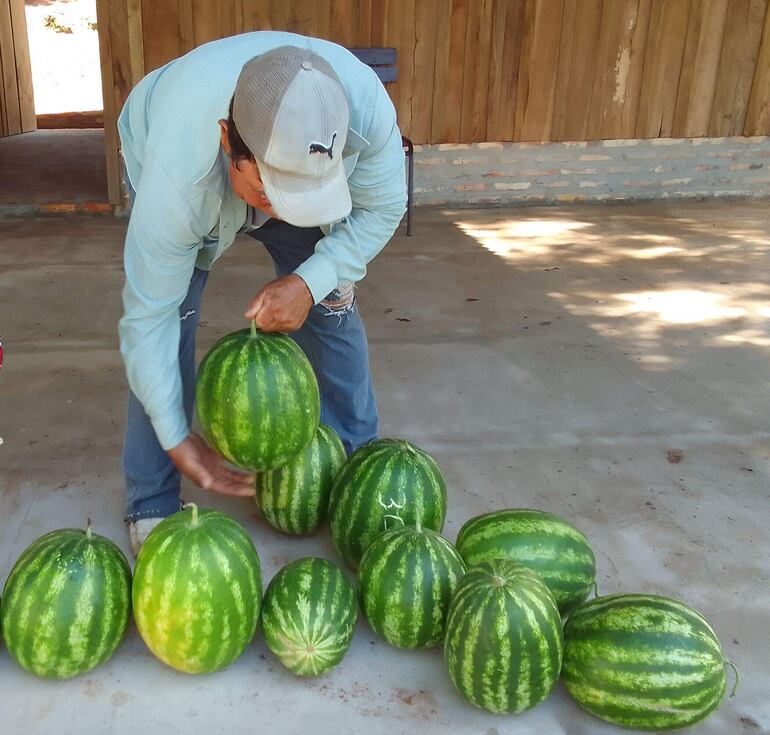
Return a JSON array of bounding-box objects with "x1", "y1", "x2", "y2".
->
[
  {"x1": 9, "y1": 0, "x2": 35, "y2": 132},
  {"x1": 635, "y1": 0, "x2": 691, "y2": 138},
  {"x1": 709, "y1": 0, "x2": 768, "y2": 136},
  {"x1": 745, "y1": 0, "x2": 770, "y2": 134},
  {"x1": 460, "y1": 0, "x2": 494, "y2": 142},
  {"x1": 431, "y1": 0, "x2": 469, "y2": 142},
  {"x1": 0, "y1": 0, "x2": 22, "y2": 136},
  {"x1": 552, "y1": 0, "x2": 604, "y2": 142},
  {"x1": 671, "y1": 0, "x2": 728, "y2": 137},
  {"x1": 127, "y1": 0, "x2": 145, "y2": 84},
  {"x1": 96, "y1": 0, "x2": 120, "y2": 204},
  {"x1": 587, "y1": 0, "x2": 651, "y2": 140},
  {"x1": 486, "y1": 0, "x2": 525, "y2": 142},
  {"x1": 516, "y1": 0, "x2": 565, "y2": 142}
]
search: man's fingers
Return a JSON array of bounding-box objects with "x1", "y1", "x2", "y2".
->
[
  {"x1": 245, "y1": 290, "x2": 266, "y2": 320},
  {"x1": 219, "y1": 465, "x2": 256, "y2": 485},
  {"x1": 208, "y1": 475, "x2": 256, "y2": 497}
]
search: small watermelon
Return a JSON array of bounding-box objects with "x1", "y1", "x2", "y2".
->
[
  {"x1": 444, "y1": 559, "x2": 563, "y2": 713},
  {"x1": 329, "y1": 439, "x2": 447, "y2": 568},
  {"x1": 261, "y1": 557, "x2": 357, "y2": 676},
  {"x1": 195, "y1": 322, "x2": 320, "y2": 471},
  {"x1": 256, "y1": 424, "x2": 346, "y2": 535},
  {"x1": 133, "y1": 504, "x2": 262, "y2": 673},
  {"x1": 456, "y1": 508, "x2": 596, "y2": 615},
  {"x1": 358, "y1": 525, "x2": 465, "y2": 649},
  {"x1": 1, "y1": 521, "x2": 131, "y2": 679},
  {"x1": 562, "y1": 594, "x2": 733, "y2": 730}
]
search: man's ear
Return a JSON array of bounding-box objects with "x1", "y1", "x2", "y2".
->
[{"x1": 218, "y1": 119, "x2": 230, "y2": 155}]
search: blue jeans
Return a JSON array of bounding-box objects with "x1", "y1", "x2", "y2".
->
[{"x1": 123, "y1": 220, "x2": 378, "y2": 522}]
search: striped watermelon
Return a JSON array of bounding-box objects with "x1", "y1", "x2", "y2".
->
[
  {"x1": 133, "y1": 503, "x2": 262, "y2": 674},
  {"x1": 562, "y1": 594, "x2": 732, "y2": 730},
  {"x1": 261, "y1": 557, "x2": 357, "y2": 676},
  {"x1": 456, "y1": 509, "x2": 596, "y2": 615},
  {"x1": 444, "y1": 559, "x2": 563, "y2": 713},
  {"x1": 256, "y1": 424, "x2": 346, "y2": 535},
  {"x1": 0, "y1": 522, "x2": 131, "y2": 679},
  {"x1": 195, "y1": 321, "x2": 320, "y2": 471},
  {"x1": 357, "y1": 525, "x2": 465, "y2": 649},
  {"x1": 329, "y1": 439, "x2": 447, "y2": 568}
]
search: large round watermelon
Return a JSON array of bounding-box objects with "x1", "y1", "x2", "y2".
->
[
  {"x1": 261, "y1": 557, "x2": 357, "y2": 676},
  {"x1": 358, "y1": 525, "x2": 465, "y2": 649},
  {"x1": 456, "y1": 508, "x2": 596, "y2": 615},
  {"x1": 562, "y1": 594, "x2": 730, "y2": 730},
  {"x1": 329, "y1": 439, "x2": 447, "y2": 568},
  {"x1": 444, "y1": 559, "x2": 563, "y2": 713},
  {"x1": 133, "y1": 504, "x2": 262, "y2": 674},
  {"x1": 196, "y1": 322, "x2": 320, "y2": 471},
  {"x1": 256, "y1": 423, "x2": 346, "y2": 535},
  {"x1": 1, "y1": 522, "x2": 131, "y2": 679}
]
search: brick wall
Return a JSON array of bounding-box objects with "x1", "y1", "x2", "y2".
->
[{"x1": 412, "y1": 137, "x2": 770, "y2": 207}]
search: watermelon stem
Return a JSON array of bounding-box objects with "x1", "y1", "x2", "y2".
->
[
  {"x1": 250, "y1": 319, "x2": 257, "y2": 339},
  {"x1": 725, "y1": 658, "x2": 740, "y2": 698},
  {"x1": 85, "y1": 518, "x2": 93, "y2": 540},
  {"x1": 593, "y1": 580, "x2": 599, "y2": 598},
  {"x1": 184, "y1": 502, "x2": 200, "y2": 527}
]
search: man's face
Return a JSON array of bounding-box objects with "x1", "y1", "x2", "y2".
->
[{"x1": 218, "y1": 120, "x2": 278, "y2": 219}]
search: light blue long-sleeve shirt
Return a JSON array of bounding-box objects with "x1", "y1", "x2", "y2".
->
[{"x1": 118, "y1": 32, "x2": 407, "y2": 451}]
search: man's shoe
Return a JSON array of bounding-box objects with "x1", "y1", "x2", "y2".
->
[{"x1": 128, "y1": 517, "x2": 166, "y2": 557}]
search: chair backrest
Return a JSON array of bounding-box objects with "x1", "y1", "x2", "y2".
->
[{"x1": 348, "y1": 47, "x2": 398, "y2": 84}]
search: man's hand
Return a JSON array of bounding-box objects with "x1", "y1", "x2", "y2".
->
[
  {"x1": 167, "y1": 433, "x2": 255, "y2": 497},
  {"x1": 245, "y1": 274, "x2": 313, "y2": 333}
]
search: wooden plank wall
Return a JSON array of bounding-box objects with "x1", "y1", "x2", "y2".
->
[
  {"x1": 0, "y1": 0, "x2": 35, "y2": 137},
  {"x1": 98, "y1": 0, "x2": 770, "y2": 202}
]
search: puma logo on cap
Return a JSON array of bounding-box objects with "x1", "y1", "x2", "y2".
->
[{"x1": 309, "y1": 132, "x2": 337, "y2": 159}]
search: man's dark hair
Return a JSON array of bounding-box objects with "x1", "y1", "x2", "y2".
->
[{"x1": 227, "y1": 96, "x2": 255, "y2": 166}]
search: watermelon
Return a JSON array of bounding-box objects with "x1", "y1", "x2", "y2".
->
[
  {"x1": 357, "y1": 525, "x2": 465, "y2": 649},
  {"x1": 256, "y1": 424, "x2": 346, "y2": 535},
  {"x1": 261, "y1": 557, "x2": 357, "y2": 676},
  {"x1": 0, "y1": 521, "x2": 131, "y2": 679},
  {"x1": 444, "y1": 559, "x2": 563, "y2": 713},
  {"x1": 456, "y1": 509, "x2": 596, "y2": 615},
  {"x1": 329, "y1": 439, "x2": 447, "y2": 568},
  {"x1": 195, "y1": 321, "x2": 320, "y2": 471},
  {"x1": 133, "y1": 503, "x2": 262, "y2": 674},
  {"x1": 562, "y1": 594, "x2": 732, "y2": 730}
]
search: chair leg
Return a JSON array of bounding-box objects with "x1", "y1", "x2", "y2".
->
[{"x1": 402, "y1": 136, "x2": 414, "y2": 237}]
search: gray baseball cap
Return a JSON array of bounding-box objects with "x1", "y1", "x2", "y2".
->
[{"x1": 233, "y1": 46, "x2": 352, "y2": 227}]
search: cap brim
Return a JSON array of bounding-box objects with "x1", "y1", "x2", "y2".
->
[{"x1": 256, "y1": 158, "x2": 352, "y2": 228}]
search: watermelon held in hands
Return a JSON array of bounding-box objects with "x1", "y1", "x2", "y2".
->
[
  {"x1": 329, "y1": 439, "x2": 448, "y2": 569},
  {"x1": 562, "y1": 594, "x2": 737, "y2": 731},
  {"x1": 261, "y1": 557, "x2": 357, "y2": 676},
  {"x1": 132, "y1": 503, "x2": 262, "y2": 674},
  {"x1": 455, "y1": 508, "x2": 596, "y2": 615},
  {"x1": 0, "y1": 520, "x2": 132, "y2": 679},
  {"x1": 444, "y1": 559, "x2": 564, "y2": 714},
  {"x1": 195, "y1": 321, "x2": 320, "y2": 471},
  {"x1": 357, "y1": 524, "x2": 465, "y2": 649},
  {"x1": 256, "y1": 424, "x2": 346, "y2": 535}
]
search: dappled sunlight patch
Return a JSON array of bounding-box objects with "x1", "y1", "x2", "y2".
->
[
  {"x1": 454, "y1": 218, "x2": 594, "y2": 260},
  {"x1": 615, "y1": 290, "x2": 747, "y2": 325}
]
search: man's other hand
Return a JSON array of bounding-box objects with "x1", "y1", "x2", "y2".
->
[
  {"x1": 245, "y1": 274, "x2": 313, "y2": 333},
  {"x1": 167, "y1": 433, "x2": 255, "y2": 497}
]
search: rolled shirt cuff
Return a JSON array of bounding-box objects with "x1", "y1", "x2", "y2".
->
[
  {"x1": 151, "y1": 409, "x2": 190, "y2": 451},
  {"x1": 293, "y1": 252, "x2": 339, "y2": 305}
]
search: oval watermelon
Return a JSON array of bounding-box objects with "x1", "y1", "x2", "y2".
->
[
  {"x1": 256, "y1": 424, "x2": 346, "y2": 535},
  {"x1": 455, "y1": 509, "x2": 596, "y2": 615},
  {"x1": 1, "y1": 521, "x2": 132, "y2": 679},
  {"x1": 329, "y1": 439, "x2": 447, "y2": 569},
  {"x1": 195, "y1": 322, "x2": 320, "y2": 471},
  {"x1": 133, "y1": 504, "x2": 262, "y2": 674},
  {"x1": 261, "y1": 557, "x2": 357, "y2": 676},
  {"x1": 562, "y1": 594, "x2": 730, "y2": 731},
  {"x1": 444, "y1": 559, "x2": 563, "y2": 713},
  {"x1": 358, "y1": 525, "x2": 465, "y2": 649}
]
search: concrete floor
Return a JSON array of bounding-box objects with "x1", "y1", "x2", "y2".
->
[
  {"x1": 0, "y1": 200, "x2": 768, "y2": 734},
  {"x1": 0, "y1": 130, "x2": 107, "y2": 205}
]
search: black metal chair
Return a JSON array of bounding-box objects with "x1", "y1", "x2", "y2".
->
[{"x1": 349, "y1": 47, "x2": 414, "y2": 236}]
